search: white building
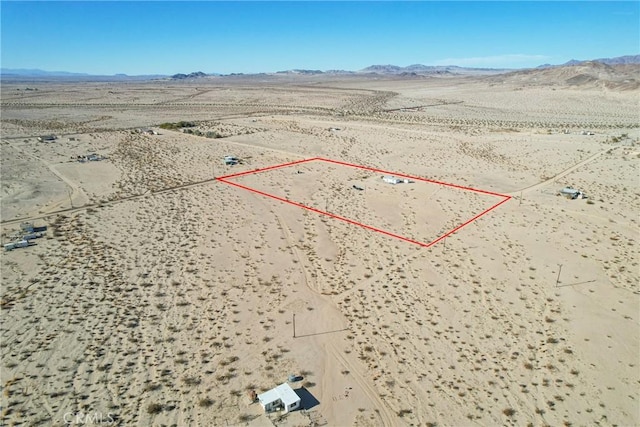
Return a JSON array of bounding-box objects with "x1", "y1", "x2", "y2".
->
[
  {"x1": 37, "y1": 135, "x2": 57, "y2": 142},
  {"x1": 382, "y1": 176, "x2": 412, "y2": 185},
  {"x1": 382, "y1": 176, "x2": 402, "y2": 184},
  {"x1": 560, "y1": 186, "x2": 587, "y2": 199},
  {"x1": 224, "y1": 155, "x2": 239, "y2": 165},
  {"x1": 257, "y1": 383, "x2": 301, "y2": 413}
]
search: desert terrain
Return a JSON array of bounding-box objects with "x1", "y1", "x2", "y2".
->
[{"x1": 1, "y1": 64, "x2": 639, "y2": 426}]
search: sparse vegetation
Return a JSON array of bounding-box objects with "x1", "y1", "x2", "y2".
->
[
  {"x1": 147, "y1": 403, "x2": 163, "y2": 414},
  {"x1": 198, "y1": 397, "x2": 214, "y2": 407},
  {"x1": 503, "y1": 408, "x2": 516, "y2": 417},
  {"x1": 1, "y1": 67, "x2": 637, "y2": 427},
  {"x1": 159, "y1": 121, "x2": 196, "y2": 130}
]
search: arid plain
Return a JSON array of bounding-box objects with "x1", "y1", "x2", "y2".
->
[{"x1": 1, "y1": 63, "x2": 639, "y2": 426}]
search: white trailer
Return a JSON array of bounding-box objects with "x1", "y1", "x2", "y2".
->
[
  {"x1": 4, "y1": 240, "x2": 29, "y2": 251},
  {"x1": 560, "y1": 187, "x2": 587, "y2": 199}
]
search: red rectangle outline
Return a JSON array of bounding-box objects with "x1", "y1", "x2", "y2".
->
[{"x1": 217, "y1": 157, "x2": 510, "y2": 248}]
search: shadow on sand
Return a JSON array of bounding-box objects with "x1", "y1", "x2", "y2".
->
[
  {"x1": 294, "y1": 387, "x2": 320, "y2": 410},
  {"x1": 557, "y1": 279, "x2": 597, "y2": 288},
  {"x1": 294, "y1": 328, "x2": 349, "y2": 339}
]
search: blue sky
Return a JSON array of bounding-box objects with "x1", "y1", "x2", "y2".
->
[{"x1": 1, "y1": 1, "x2": 638, "y2": 75}]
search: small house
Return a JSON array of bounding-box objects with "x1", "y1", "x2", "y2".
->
[
  {"x1": 20, "y1": 222, "x2": 47, "y2": 233},
  {"x1": 560, "y1": 187, "x2": 587, "y2": 199},
  {"x1": 4, "y1": 240, "x2": 29, "y2": 251},
  {"x1": 382, "y1": 176, "x2": 403, "y2": 185},
  {"x1": 382, "y1": 176, "x2": 411, "y2": 185},
  {"x1": 224, "y1": 155, "x2": 239, "y2": 166},
  {"x1": 257, "y1": 383, "x2": 301, "y2": 414},
  {"x1": 22, "y1": 232, "x2": 45, "y2": 241}
]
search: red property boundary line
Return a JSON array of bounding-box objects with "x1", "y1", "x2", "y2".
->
[{"x1": 217, "y1": 157, "x2": 511, "y2": 248}]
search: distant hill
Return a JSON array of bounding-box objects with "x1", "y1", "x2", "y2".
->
[
  {"x1": 274, "y1": 69, "x2": 357, "y2": 75},
  {"x1": 0, "y1": 68, "x2": 167, "y2": 81},
  {"x1": 569, "y1": 55, "x2": 640, "y2": 66},
  {"x1": 325, "y1": 69, "x2": 356, "y2": 75},
  {"x1": 275, "y1": 69, "x2": 324, "y2": 75},
  {"x1": 170, "y1": 71, "x2": 208, "y2": 80},
  {"x1": 1, "y1": 68, "x2": 90, "y2": 77},
  {"x1": 3, "y1": 55, "x2": 637, "y2": 81},
  {"x1": 538, "y1": 54, "x2": 640, "y2": 69},
  {"x1": 360, "y1": 65, "x2": 404, "y2": 74},
  {"x1": 359, "y1": 64, "x2": 510, "y2": 76},
  {"x1": 487, "y1": 60, "x2": 640, "y2": 91}
]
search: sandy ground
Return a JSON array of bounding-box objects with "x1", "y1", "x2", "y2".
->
[{"x1": 1, "y1": 71, "x2": 638, "y2": 426}]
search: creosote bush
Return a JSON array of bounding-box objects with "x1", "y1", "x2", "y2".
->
[
  {"x1": 159, "y1": 121, "x2": 195, "y2": 130},
  {"x1": 147, "y1": 403, "x2": 163, "y2": 414}
]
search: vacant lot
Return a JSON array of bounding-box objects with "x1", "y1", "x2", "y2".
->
[{"x1": 1, "y1": 70, "x2": 638, "y2": 426}]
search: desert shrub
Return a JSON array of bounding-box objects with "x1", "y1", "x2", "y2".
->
[
  {"x1": 159, "y1": 121, "x2": 195, "y2": 130},
  {"x1": 147, "y1": 403, "x2": 163, "y2": 414},
  {"x1": 144, "y1": 383, "x2": 161, "y2": 392},
  {"x1": 198, "y1": 397, "x2": 214, "y2": 407},
  {"x1": 503, "y1": 408, "x2": 516, "y2": 417},
  {"x1": 182, "y1": 376, "x2": 201, "y2": 386}
]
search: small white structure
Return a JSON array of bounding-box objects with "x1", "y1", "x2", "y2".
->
[
  {"x1": 22, "y1": 232, "x2": 45, "y2": 241},
  {"x1": 560, "y1": 187, "x2": 587, "y2": 199},
  {"x1": 224, "y1": 155, "x2": 239, "y2": 165},
  {"x1": 382, "y1": 176, "x2": 402, "y2": 185},
  {"x1": 382, "y1": 176, "x2": 412, "y2": 185},
  {"x1": 4, "y1": 240, "x2": 29, "y2": 251},
  {"x1": 257, "y1": 383, "x2": 301, "y2": 414},
  {"x1": 37, "y1": 135, "x2": 57, "y2": 143}
]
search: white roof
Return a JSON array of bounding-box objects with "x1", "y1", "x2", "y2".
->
[
  {"x1": 383, "y1": 176, "x2": 402, "y2": 182},
  {"x1": 258, "y1": 383, "x2": 300, "y2": 406},
  {"x1": 561, "y1": 187, "x2": 580, "y2": 194}
]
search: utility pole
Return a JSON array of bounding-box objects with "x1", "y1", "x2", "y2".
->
[
  {"x1": 68, "y1": 188, "x2": 73, "y2": 209},
  {"x1": 556, "y1": 264, "x2": 563, "y2": 287},
  {"x1": 292, "y1": 313, "x2": 296, "y2": 338}
]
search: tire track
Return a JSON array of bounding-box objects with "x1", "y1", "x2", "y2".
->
[
  {"x1": 1, "y1": 136, "x2": 308, "y2": 227},
  {"x1": 4, "y1": 143, "x2": 88, "y2": 213},
  {"x1": 269, "y1": 205, "x2": 396, "y2": 426},
  {"x1": 326, "y1": 341, "x2": 396, "y2": 426},
  {"x1": 510, "y1": 146, "x2": 620, "y2": 196}
]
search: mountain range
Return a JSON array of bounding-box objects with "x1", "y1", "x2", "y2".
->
[
  {"x1": 2, "y1": 55, "x2": 638, "y2": 79},
  {"x1": 537, "y1": 54, "x2": 640, "y2": 68}
]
